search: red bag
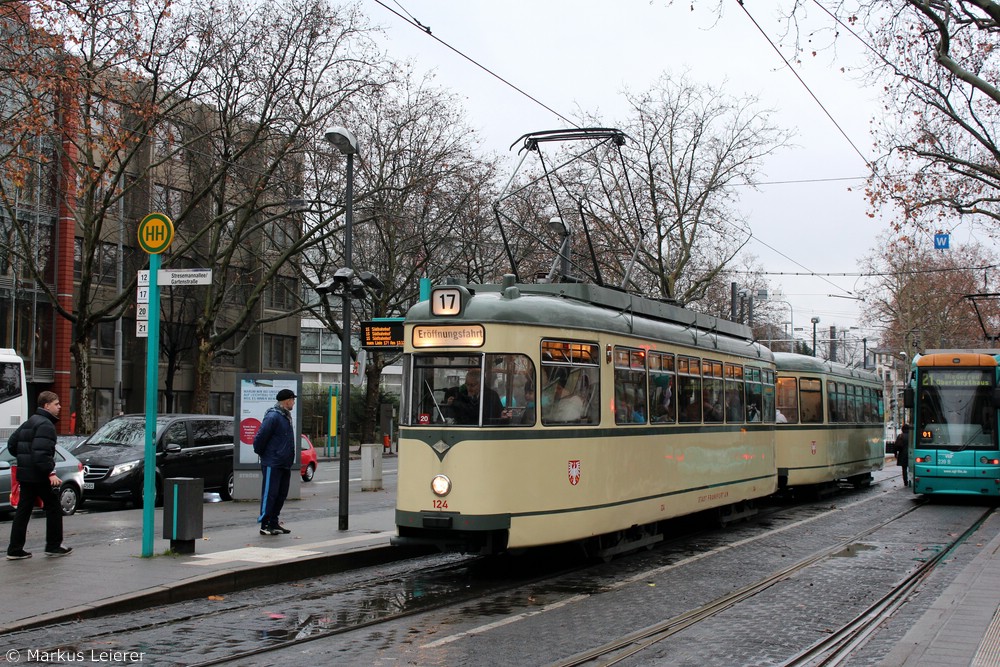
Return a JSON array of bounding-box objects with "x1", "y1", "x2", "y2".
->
[{"x1": 9, "y1": 466, "x2": 44, "y2": 509}]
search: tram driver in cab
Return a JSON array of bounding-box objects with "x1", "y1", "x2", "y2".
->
[{"x1": 446, "y1": 369, "x2": 506, "y2": 425}]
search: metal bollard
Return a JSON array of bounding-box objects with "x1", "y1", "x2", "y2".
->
[
  {"x1": 360, "y1": 443, "x2": 383, "y2": 491},
  {"x1": 163, "y1": 477, "x2": 204, "y2": 554}
]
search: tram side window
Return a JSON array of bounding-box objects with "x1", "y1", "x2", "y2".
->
[
  {"x1": 614, "y1": 347, "x2": 647, "y2": 424},
  {"x1": 650, "y1": 352, "x2": 676, "y2": 423},
  {"x1": 677, "y1": 357, "x2": 702, "y2": 423},
  {"x1": 702, "y1": 360, "x2": 724, "y2": 423},
  {"x1": 776, "y1": 376, "x2": 798, "y2": 423},
  {"x1": 406, "y1": 353, "x2": 535, "y2": 427},
  {"x1": 762, "y1": 369, "x2": 776, "y2": 422},
  {"x1": 799, "y1": 378, "x2": 823, "y2": 423},
  {"x1": 828, "y1": 381, "x2": 845, "y2": 423},
  {"x1": 541, "y1": 340, "x2": 600, "y2": 425},
  {"x1": 863, "y1": 387, "x2": 878, "y2": 423},
  {"x1": 487, "y1": 354, "x2": 536, "y2": 425},
  {"x1": 745, "y1": 367, "x2": 763, "y2": 422},
  {"x1": 724, "y1": 364, "x2": 745, "y2": 423}
]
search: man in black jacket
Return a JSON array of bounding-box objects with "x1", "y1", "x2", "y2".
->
[
  {"x1": 893, "y1": 423, "x2": 911, "y2": 487},
  {"x1": 6, "y1": 391, "x2": 72, "y2": 560}
]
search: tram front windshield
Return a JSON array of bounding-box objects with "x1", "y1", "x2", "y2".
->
[
  {"x1": 406, "y1": 353, "x2": 535, "y2": 427},
  {"x1": 917, "y1": 368, "x2": 998, "y2": 450}
]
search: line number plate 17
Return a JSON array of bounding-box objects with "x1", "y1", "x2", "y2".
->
[{"x1": 432, "y1": 287, "x2": 462, "y2": 316}]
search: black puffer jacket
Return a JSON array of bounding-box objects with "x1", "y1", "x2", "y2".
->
[{"x1": 8, "y1": 407, "x2": 59, "y2": 483}]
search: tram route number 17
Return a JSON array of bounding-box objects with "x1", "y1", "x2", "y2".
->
[{"x1": 431, "y1": 288, "x2": 462, "y2": 316}]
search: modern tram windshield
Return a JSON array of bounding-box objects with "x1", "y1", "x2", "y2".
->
[
  {"x1": 406, "y1": 353, "x2": 535, "y2": 427},
  {"x1": 917, "y1": 369, "x2": 998, "y2": 450}
]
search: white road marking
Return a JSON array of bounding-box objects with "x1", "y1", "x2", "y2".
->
[
  {"x1": 422, "y1": 595, "x2": 591, "y2": 648},
  {"x1": 186, "y1": 531, "x2": 393, "y2": 565}
]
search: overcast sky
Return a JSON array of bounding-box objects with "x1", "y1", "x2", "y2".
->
[{"x1": 363, "y1": 0, "x2": 890, "y2": 340}]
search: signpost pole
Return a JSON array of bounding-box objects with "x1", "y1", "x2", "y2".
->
[
  {"x1": 142, "y1": 252, "x2": 160, "y2": 557},
  {"x1": 137, "y1": 212, "x2": 174, "y2": 557}
]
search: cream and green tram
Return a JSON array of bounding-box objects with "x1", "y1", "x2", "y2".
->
[
  {"x1": 773, "y1": 352, "x2": 885, "y2": 490},
  {"x1": 393, "y1": 279, "x2": 779, "y2": 557}
]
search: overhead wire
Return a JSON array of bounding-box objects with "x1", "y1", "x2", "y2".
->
[
  {"x1": 374, "y1": 0, "x2": 918, "y2": 302},
  {"x1": 372, "y1": 0, "x2": 578, "y2": 128}
]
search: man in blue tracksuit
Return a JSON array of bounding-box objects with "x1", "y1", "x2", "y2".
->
[{"x1": 253, "y1": 388, "x2": 296, "y2": 535}]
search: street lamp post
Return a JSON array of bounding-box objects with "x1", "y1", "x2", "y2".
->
[
  {"x1": 325, "y1": 126, "x2": 359, "y2": 532},
  {"x1": 811, "y1": 316, "x2": 821, "y2": 357}
]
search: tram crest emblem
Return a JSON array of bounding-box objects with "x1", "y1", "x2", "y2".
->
[{"x1": 568, "y1": 460, "x2": 581, "y2": 486}]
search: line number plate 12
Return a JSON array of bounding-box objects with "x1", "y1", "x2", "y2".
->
[{"x1": 431, "y1": 287, "x2": 462, "y2": 316}]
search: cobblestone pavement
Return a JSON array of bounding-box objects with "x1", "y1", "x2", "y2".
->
[
  {"x1": 229, "y1": 473, "x2": 994, "y2": 666},
  {"x1": 6, "y1": 468, "x2": 994, "y2": 666}
]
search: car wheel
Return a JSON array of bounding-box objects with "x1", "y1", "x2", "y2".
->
[
  {"x1": 302, "y1": 462, "x2": 316, "y2": 482},
  {"x1": 219, "y1": 471, "x2": 234, "y2": 501},
  {"x1": 59, "y1": 484, "x2": 80, "y2": 516}
]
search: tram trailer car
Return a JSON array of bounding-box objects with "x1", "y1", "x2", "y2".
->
[
  {"x1": 393, "y1": 278, "x2": 781, "y2": 557},
  {"x1": 772, "y1": 352, "x2": 885, "y2": 491},
  {"x1": 905, "y1": 350, "x2": 1000, "y2": 497}
]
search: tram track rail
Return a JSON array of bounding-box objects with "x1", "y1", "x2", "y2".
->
[
  {"x1": 4, "y1": 478, "x2": 926, "y2": 666},
  {"x1": 550, "y1": 503, "x2": 995, "y2": 667},
  {"x1": 781, "y1": 505, "x2": 997, "y2": 667}
]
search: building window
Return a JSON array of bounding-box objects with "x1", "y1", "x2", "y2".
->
[
  {"x1": 266, "y1": 219, "x2": 296, "y2": 250},
  {"x1": 89, "y1": 320, "x2": 117, "y2": 357},
  {"x1": 152, "y1": 183, "x2": 188, "y2": 219},
  {"x1": 301, "y1": 327, "x2": 341, "y2": 364},
  {"x1": 265, "y1": 275, "x2": 298, "y2": 310},
  {"x1": 210, "y1": 392, "x2": 234, "y2": 416},
  {"x1": 263, "y1": 334, "x2": 296, "y2": 370}
]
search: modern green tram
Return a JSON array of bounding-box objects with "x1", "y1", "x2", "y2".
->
[
  {"x1": 393, "y1": 278, "x2": 782, "y2": 557},
  {"x1": 773, "y1": 352, "x2": 885, "y2": 490},
  {"x1": 905, "y1": 350, "x2": 1000, "y2": 497}
]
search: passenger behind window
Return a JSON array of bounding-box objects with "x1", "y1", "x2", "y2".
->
[
  {"x1": 520, "y1": 381, "x2": 536, "y2": 425},
  {"x1": 545, "y1": 370, "x2": 585, "y2": 422},
  {"x1": 446, "y1": 369, "x2": 506, "y2": 425},
  {"x1": 725, "y1": 389, "x2": 744, "y2": 422}
]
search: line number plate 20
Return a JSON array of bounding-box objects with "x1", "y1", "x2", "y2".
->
[{"x1": 432, "y1": 288, "x2": 462, "y2": 316}]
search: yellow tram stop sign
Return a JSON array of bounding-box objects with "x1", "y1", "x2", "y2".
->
[{"x1": 137, "y1": 212, "x2": 174, "y2": 254}]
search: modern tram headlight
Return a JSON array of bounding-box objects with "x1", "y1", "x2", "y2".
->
[
  {"x1": 981, "y1": 456, "x2": 1000, "y2": 465},
  {"x1": 431, "y1": 474, "x2": 452, "y2": 497}
]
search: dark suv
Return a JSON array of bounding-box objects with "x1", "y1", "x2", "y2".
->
[{"x1": 72, "y1": 414, "x2": 234, "y2": 507}]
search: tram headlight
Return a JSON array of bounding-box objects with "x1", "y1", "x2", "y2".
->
[
  {"x1": 431, "y1": 474, "x2": 452, "y2": 497},
  {"x1": 981, "y1": 456, "x2": 1000, "y2": 465}
]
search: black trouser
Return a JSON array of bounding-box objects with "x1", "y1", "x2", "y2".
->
[
  {"x1": 7, "y1": 480, "x2": 63, "y2": 553},
  {"x1": 900, "y1": 462, "x2": 909, "y2": 485},
  {"x1": 258, "y1": 466, "x2": 291, "y2": 529}
]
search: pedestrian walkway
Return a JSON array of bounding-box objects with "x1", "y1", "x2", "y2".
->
[{"x1": 0, "y1": 457, "x2": 399, "y2": 634}]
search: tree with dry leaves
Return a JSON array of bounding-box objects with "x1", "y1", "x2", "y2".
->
[
  {"x1": 859, "y1": 231, "x2": 1000, "y2": 352},
  {"x1": 575, "y1": 73, "x2": 790, "y2": 306}
]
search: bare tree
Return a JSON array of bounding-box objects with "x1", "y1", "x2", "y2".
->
[
  {"x1": 152, "y1": 0, "x2": 386, "y2": 413},
  {"x1": 578, "y1": 73, "x2": 790, "y2": 305},
  {"x1": 299, "y1": 71, "x2": 502, "y2": 444}
]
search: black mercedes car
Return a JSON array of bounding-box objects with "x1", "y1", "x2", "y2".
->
[{"x1": 71, "y1": 414, "x2": 234, "y2": 507}]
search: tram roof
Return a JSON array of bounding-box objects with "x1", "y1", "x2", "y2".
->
[
  {"x1": 773, "y1": 351, "x2": 880, "y2": 382},
  {"x1": 916, "y1": 350, "x2": 1000, "y2": 366},
  {"x1": 407, "y1": 281, "x2": 773, "y2": 361}
]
